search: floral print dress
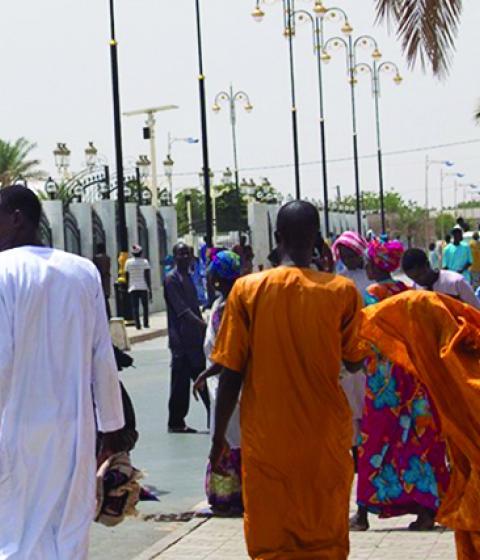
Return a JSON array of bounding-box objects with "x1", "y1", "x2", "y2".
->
[{"x1": 357, "y1": 280, "x2": 450, "y2": 517}]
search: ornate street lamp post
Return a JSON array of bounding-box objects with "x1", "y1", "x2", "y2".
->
[
  {"x1": 323, "y1": 33, "x2": 382, "y2": 233},
  {"x1": 163, "y1": 154, "x2": 174, "y2": 204},
  {"x1": 252, "y1": 0, "x2": 301, "y2": 199},
  {"x1": 53, "y1": 143, "x2": 71, "y2": 179},
  {"x1": 213, "y1": 85, "x2": 253, "y2": 239},
  {"x1": 290, "y1": 4, "x2": 354, "y2": 235},
  {"x1": 355, "y1": 60, "x2": 402, "y2": 234}
]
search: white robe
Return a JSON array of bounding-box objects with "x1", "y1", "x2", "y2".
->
[
  {"x1": 205, "y1": 297, "x2": 241, "y2": 448},
  {"x1": 0, "y1": 247, "x2": 125, "y2": 559}
]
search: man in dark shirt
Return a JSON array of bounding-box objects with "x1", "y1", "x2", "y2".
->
[{"x1": 164, "y1": 242, "x2": 210, "y2": 433}]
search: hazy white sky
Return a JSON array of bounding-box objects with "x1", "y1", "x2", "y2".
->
[{"x1": 3, "y1": 1, "x2": 480, "y2": 209}]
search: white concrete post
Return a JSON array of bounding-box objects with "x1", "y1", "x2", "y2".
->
[
  {"x1": 248, "y1": 202, "x2": 280, "y2": 270},
  {"x1": 125, "y1": 203, "x2": 139, "y2": 249},
  {"x1": 158, "y1": 206, "x2": 178, "y2": 254},
  {"x1": 139, "y1": 206, "x2": 165, "y2": 312},
  {"x1": 42, "y1": 200, "x2": 65, "y2": 250},
  {"x1": 69, "y1": 202, "x2": 94, "y2": 259},
  {"x1": 93, "y1": 200, "x2": 118, "y2": 310}
]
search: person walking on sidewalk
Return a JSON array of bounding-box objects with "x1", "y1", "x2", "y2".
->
[
  {"x1": 93, "y1": 242, "x2": 112, "y2": 318},
  {"x1": 126, "y1": 244, "x2": 152, "y2": 330},
  {"x1": 164, "y1": 242, "x2": 210, "y2": 433},
  {"x1": 193, "y1": 250, "x2": 243, "y2": 514},
  {"x1": 210, "y1": 201, "x2": 366, "y2": 559},
  {"x1": 0, "y1": 186, "x2": 125, "y2": 559}
]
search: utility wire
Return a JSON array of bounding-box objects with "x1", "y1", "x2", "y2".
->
[{"x1": 172, "y1": 138, "x2": 480, "y2": 178}]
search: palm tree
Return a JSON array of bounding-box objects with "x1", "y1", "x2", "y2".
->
[
  {"x1": 0, "y1": 137, "x2": 44, "y2": 187},
  {"x1": 375, "y1": 0, "x2": 462, "y2": 77}
]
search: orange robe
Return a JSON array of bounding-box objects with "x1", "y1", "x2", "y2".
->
[
  {"x1": 211, "y1": 267, "x2": 365, "y2": 560},
  {"x1": 359, "y1": 290, "x2": 480, "y2": 560}
]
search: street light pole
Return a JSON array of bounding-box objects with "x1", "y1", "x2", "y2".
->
[
  {"x1": 286, "y1": 0, "x2": 301, "y2": 199},
  {"x1": 355, "y1": 60, "x2": 402, "y2": 235},
  {"x1": 252, "y1": 0, "x2": 301, "y2": 199},
  {"x1": 108, "y1": 0, "x2": 128, "y2": 257},
  {"x1": 425, "y1": 159, "x2": 455, "y2": 243},
  {"x1": 323, "y1": 33, "x2": 381, "y2": 234},
  {"x1": 213, "y1": 85, "x2": 253, "y2": 240},
  {"x1": 194, "y1": 0, "x2": 213, "y2": 248}
]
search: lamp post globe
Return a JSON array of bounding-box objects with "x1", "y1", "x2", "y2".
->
[
  {"x1": 85, "y1": 142, "x2": 98, "y2": 171},
  {"x1": 45, "y1": 177, "x2": 58, "y2": 200}
]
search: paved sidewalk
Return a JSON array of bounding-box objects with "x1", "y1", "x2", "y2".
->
[
  {"x1": 152, "y1": 512, "x2": 456, "y2": 559},
  {"x1": 126, "y1": 311, "x2": 168, "y2": 345}
]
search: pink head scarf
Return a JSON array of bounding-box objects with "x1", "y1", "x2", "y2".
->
[
  {"x1": 332, "y1": 231, "x2": 368, "y2": 262},
  {"x1": 366, "y1": 239, "x2": 404, "y2": 272}
]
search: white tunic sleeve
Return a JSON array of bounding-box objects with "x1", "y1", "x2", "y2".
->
[
  {"x1": 0, "y1": 291, "x2": 13, "y2": 417},
  {"x1": 92, "y1": 278, "x2": 125, "y2": 433}
]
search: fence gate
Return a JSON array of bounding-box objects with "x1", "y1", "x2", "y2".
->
[
  {"x1": 64, "y1": 209, "x2": 82, "y2": 255},
  {"x1": 39, "y1": 211, "x2": 53, "y2": 247},
  {"x1": 92, "y1": 209, "x2": 106, "y2": 251}
]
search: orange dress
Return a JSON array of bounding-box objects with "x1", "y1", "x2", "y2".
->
[
  {"x1": 211, "y1": 267, "x2": 365, "y2": 560},
  {"x1": 359, "y1": 290, "x2": 480, "y2": 560}
]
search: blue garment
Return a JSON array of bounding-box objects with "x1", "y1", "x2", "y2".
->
[{"x1": 443, "y1": 242, "x2": 472, "y2": 282}]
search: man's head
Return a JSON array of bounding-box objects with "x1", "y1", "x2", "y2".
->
[
  {"x1": 402, "y1": 248, "x2": 433, "y2": 286},
  {"x1": 173, "y1": 242, "x2": 192, "y2": 272},
  {"x1": 473, "y1": 231, "x2": 479, "y2": 242},
  {"x1": 428, "y1": 242, "x2": 436, "y2": 252},
  {"x1": 452, "y1": 225, "x2": 463, "y2": 245},
  {"x1": 240, "y1": 235, "x2": 247, "y2": 247},
  {"x1": 275, "y1": 201, "x2": 320, "y2": 262},
  {"x1": 0, "y1": 185, "x2": 42, "y2": 251}
]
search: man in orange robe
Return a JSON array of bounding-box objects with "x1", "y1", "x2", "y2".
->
[
  {"x1": 209, "y1": 201, "x2": 366, "y2": 560},
  {"x1": 359, "y1": 290, "x2": 480, "y2": 560}
]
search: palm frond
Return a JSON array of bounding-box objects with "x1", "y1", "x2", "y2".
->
[{"x1": 376, "y1": 0, "x2": 462, "y2": 77}]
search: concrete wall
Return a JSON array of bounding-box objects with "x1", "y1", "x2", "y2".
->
[
  {"x1": 248, "y1": 202, "x2": 280, "y2": 270},
  {"x1": 42, "y1": 200, "x2": 65, "y2": 250},
  {"x1": 69, "y1": 202, "x2": 94, "y2": 259},
  {"x1": 140, "y1": 206, "x2": 165, "y2": 312},
  {"x1": 125, "y1": 202, "x2": 139, "y2": 249},
  {"x1": 93, "y1": 200, "x2": 118, "y2": 307},
  {"x1": 159, "y1": 206, "x2": 178, "y2": 254},
  {"x1": 41, "y1": 198, "x2": 178, "y2": 313}
]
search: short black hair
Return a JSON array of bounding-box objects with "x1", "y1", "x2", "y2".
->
[
  {"x1": 428, "y1": 242, "x2": 436, "y2": 251},
  {"x1": 173, "y1": 242, "x2": 190, "y2": 255},
  {"x1": 402, "y1": 248, "x2": 428, "y2": 271},
  {"x1": 96, "y1": 242, "x2": 106, "y2": 253},
  {"x1": 0, "y1": 185, "x2": 42, "y2": 228},
  {"x1": 276, "y1": 201, "x2": 320, "y2": 249}
]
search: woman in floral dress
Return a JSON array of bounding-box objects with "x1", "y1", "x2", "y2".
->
[
  {"x1": 350, "y1": 239, "x2": 450, "y2": 531},
  {"x1": 193, "y1": 250, "x2": 243, "y2": 515}
]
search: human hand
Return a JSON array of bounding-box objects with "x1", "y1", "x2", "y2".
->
[
  {"x1": 193, "y1": 372, "x2": 208, "y2": 401},
  {"x1": 149, "y1": 290, "x2": 153, "y2": 302},
  {"x1": 209, "y1": 437, "x2": 230, "y2": 476}
]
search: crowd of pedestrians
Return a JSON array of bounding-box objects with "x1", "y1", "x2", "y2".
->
[{"x1": 1, "y1": 184, "x2": 480, "y2": 559}]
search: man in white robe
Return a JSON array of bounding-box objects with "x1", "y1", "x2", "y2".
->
[{"x1": 0, "y1": 185, "x2": 125, "y2": 559}]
